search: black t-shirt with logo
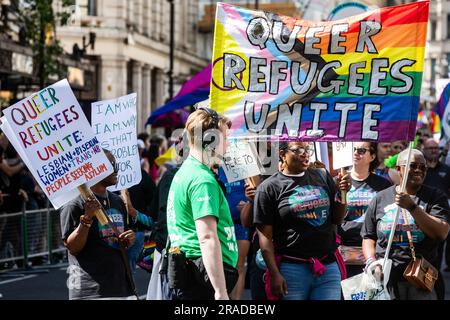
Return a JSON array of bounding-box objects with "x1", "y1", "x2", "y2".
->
[
  {"x1": 60, "y1": 192, "x2": 134, "y2": 300},
  {"x1": 361, "y1": 185, "x2": 450, "y2": 280},
  {"x1": 339, "y1": 173, "x2": 392, "y2": 246},
  {"x1": 253, "y1": 169, "x2": 339, "y2": 261}
]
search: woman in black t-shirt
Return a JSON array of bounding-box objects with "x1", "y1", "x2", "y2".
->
[
  {"x1": 254, "y1": 141, "x2": 351, "y2": 300},
  {"x1": 338, "y1": 142, "x2": 391, "y2": 277},
  {"x1": 361, "y1": 149, "x2": 450, "y2": 300}
]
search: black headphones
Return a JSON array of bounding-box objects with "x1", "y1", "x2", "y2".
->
[{"x1": 196, "y1": 106, "x2": 219, "y2": 150}]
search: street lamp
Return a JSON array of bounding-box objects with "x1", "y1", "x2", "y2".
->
[{"x1": 168, "y1": 0, "x2": 174, "y2": 100}]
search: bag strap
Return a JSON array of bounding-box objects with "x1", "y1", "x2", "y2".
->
[
  {"x1": 400, "y1": 208, "x2": 416, "y2": 262},
  {"x1": 164, "y1": 235, "x2": 171, "y2": 252},
  {"x1": 102, "y1": 207, "x2": 140, "y2": 300}
]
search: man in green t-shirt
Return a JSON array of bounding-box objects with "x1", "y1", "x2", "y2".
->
[{"x1": 167, "y1": 107, "x2": 238, "y2": 300}]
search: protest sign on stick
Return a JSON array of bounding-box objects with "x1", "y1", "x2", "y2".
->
[
  {"x1": 222, "y1": 139, "x2": 261, "y2": 183},
  {"x1": 210, "y1": 2, "x2": 428, "y2": 142},
  {"x1": 332, "y1": 142, "x2": 353, "y2": 204},
  {"x1": 332, "y1": 142, "x2": 353, "y2": 170},
  {"x1": 0, "y1": 79, "x2": 113, "y2": 214},
  {"x1": 91, "y1": 93, "x2": 141, "y2": 191}
]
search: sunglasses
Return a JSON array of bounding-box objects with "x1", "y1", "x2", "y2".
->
[
  {"x1": 287, "y1": 147, "x2": 314, "y2": 156},
  {"x1": 353, "y1": 147, "x2": 369, "y2": 155},
  {"x1": 408, "y1": 163, "x2": 427, "y2": 171}
]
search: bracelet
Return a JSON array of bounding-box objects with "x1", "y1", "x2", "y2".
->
[
  {"x1": 80, "y1": 215, "x2": 93, "y2": 228},
  {"x1": 365, "y1": 256, "x2": 376, "y2": 266}
]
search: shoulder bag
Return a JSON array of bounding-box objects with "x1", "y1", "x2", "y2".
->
[{"x1": 401, "y1": 208, "x2": 438, "y2": 292}]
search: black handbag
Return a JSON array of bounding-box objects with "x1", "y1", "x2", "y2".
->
[{"x1": 167, "y1": 247, "x2": 195, "y2": 290}]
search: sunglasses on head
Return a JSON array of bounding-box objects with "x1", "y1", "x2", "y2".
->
[
  {"x1": 287, "y1": 146, "x2": 314, "y2": 156},
  {"x1": 353, "y1": 147, "x2": 369, "y2": 155}
]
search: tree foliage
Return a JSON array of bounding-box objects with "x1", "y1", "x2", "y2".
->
[{"x1": 16, "y1": 0, "x2": 74, "y2": 86}]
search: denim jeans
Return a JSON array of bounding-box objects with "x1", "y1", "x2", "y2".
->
[
  {"x1": 280, "y1": 261, "x2": 341, "y2": 300},
  {"x1": 127, "y1": 231, "x2": 145, "y2": 273}
]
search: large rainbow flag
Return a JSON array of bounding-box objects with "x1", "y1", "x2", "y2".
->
[{"x1": 210, "y1": 1, "x2": 428, "y2": 142}]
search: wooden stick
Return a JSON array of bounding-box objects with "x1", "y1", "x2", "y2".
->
[
  {"x1": 77, "y1": 184, "x2": 108, "y2": 225},
  {"x1": 340, "y1": 167, "x2": 347, "y2": 205},
  {"x1": 245, "y1": 177, "x2": 255, "y2": 189},
  {"x1": 383, "y1": 141, "x2": 414, "y2": 270},
  {"x1": 120, "y1": 189, "x2": 130, "y2": 226}
]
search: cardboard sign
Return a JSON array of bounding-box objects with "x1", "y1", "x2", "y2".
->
[
  {"x1": 0, "y1": 79, "x2": 113, "y2": 209},
  {"x1": 222, "y1": 139, "x2": 261, "y2": 183},
  {"x1": 91, "y1": 93, "x2": 141, "y2": 191},
  {"x1": 332, "y1": 141, "x2": 353, "y2": 170}
]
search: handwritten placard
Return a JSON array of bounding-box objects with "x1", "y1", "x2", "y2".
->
[
  {"x1": 332, "y1": 141, "x2": 353, "y2": 170},
  {"x1": 0, "y1": 79, "x2": 113, "y2": 208},
  {"x1": 222, "y1": 139, "x2": 261, "y2": 183},
  {"x1": 91, "y1": 93, "x2": 141, "y2": 191}
]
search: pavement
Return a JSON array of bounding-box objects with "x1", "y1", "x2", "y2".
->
[
  {"x1": 0, "y1": 263, "x2": 151, "y2": 300},
  {"x1": 0, "y1": 262, "x2": 450, "y2": 300}
]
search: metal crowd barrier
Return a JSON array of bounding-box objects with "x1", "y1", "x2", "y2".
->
[{"x1": 0, "y1": 203, "x2": 66, "y2": 271}]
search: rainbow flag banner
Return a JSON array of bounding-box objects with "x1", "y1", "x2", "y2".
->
[{"x1": 210, "y1": 1, "x2": 428, "y2": 142}]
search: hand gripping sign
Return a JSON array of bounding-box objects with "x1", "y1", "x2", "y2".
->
[{"x1": 0, "y1": 79, "x2": 113, "y2": 223}]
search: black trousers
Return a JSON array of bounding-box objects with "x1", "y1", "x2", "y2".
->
[{"x1": 170, "y1": 281, "x2": 215, "y2": 300}]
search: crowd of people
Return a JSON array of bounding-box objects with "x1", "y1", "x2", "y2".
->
[
  {"x1": 0, "y1": 132, "x2": 50, "y2": 268},
  {"x1": 1, "y1": 102, "x2": 450, "y2": 301}
]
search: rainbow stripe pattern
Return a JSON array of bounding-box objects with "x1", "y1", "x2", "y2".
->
[{"x1": 210, "y1": 1, "x2": 429, "y2": 142}]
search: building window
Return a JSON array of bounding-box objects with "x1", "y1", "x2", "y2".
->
[
  {"x1": 79, "y1": 0, "x2": 97, "y2": 16},
  {"x1": 446, "y1": 53, "x2": 450, "y2": 78},
  {"x1": 430, "y1": 20, "x2": 436, "y2": 41},
  {"x1": 448, "y1": 14, "x2": 450, "y2": 39},
  {"x1": 431, "y1": 58, "x2": 436, "y2": 86}
]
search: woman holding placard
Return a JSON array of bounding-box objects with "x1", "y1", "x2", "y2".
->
[
  {"x1": 338, "y1": 142, "x2": 391, "y2": 277},
  {"x1": 361, "y1": 149, "x2": 450, "y2": 300},
  {"x1": 254, "y1": 141, "x2": 351, "y2": 300}
]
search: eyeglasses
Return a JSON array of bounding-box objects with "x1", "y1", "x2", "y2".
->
[
  {"x1": 287, "y1": 147, "x2": 314, "y2": 156},
  {"x1": 353, "y1": 147, "x2": 369, "y2": 155},
  {"x1": 408, "y1": 163, "x2": 427, "y2": 171}
]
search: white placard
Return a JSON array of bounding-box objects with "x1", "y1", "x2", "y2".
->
[
  {"x1": 222, "y1": 139, "x2": 261, "y2": 183},
  {"x1": 332, "y1": 141, "x2": 353, "y2": 170},
  {"x1": 0, "y1": 79, "x2": 113, "y2": 209},
  {"x1": 91, "y1": 93, "x2": 142, "y2": 191}
]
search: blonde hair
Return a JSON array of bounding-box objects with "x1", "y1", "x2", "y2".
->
[{"x1": 185, "y1": 109, "x2": 231, "y2": 146}]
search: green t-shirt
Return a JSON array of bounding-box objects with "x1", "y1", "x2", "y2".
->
[{"x1": 167, "y1": 156, "x2": 238, "y2": 268}]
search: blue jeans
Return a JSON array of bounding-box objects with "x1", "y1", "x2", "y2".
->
[
  {"x1": 280, "y1": 261, "x2": 341, "y2": 300},
  {"x1": 127, "y1": 231, "x2": 145, "y2": 273}
]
